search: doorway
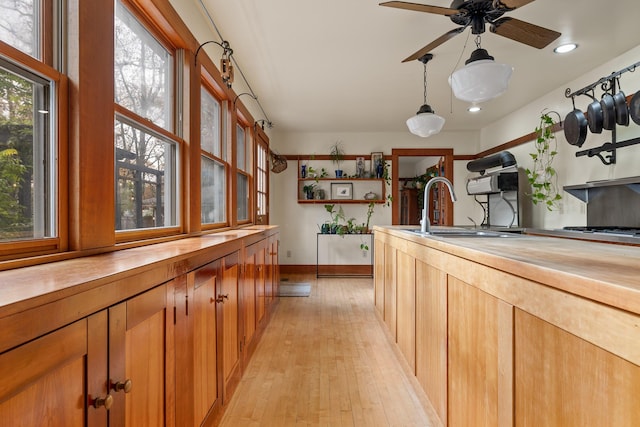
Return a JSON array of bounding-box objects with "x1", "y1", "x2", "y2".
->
[{"x1": 391, "y1": 148, "x2": 454, "y2": 226}]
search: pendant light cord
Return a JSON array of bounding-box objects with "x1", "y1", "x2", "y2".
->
[{"x1": 423, "y1": 62, "x2": 428, "y2": 105}]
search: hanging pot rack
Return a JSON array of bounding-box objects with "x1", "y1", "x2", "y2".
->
[{"x1": 564, "y1": 60, "x2": 640, "y2": 165}]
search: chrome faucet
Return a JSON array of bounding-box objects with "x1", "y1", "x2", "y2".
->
[{"x1": 421, "y1": 177, "x2": 457, "y2": 233}]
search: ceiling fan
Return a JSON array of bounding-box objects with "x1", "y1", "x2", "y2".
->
[{"x1": 380, "y1": 0, "x2": 561, "y2": 62}]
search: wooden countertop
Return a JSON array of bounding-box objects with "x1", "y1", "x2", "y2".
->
[
  {"x1": 375, "y1": 226, "x2": 640, "y2": 316},
  {"x1": 0, "y1": 226, "x2": 278, "y2": 319}
]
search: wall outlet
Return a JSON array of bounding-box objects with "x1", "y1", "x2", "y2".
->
[{"x1": 286, "y1": 250, "x2": 291, "y2": 258}]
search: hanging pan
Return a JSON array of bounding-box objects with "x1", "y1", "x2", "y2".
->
[
  {"x1": 564, "y1": 104, "x2": 588, "y2": 147},
  {"x1": 600, "y1": 92, "x2": 616, "y2": 131},
  {"x1": 612, "y1": 79, "x2": 629, "y2": 126},
  {"x1": 586, "y1": 91, "x2": 603, "y2": 134},
  {"x1": 630, "y1": 90, "x2": 640, "y2": 126}
]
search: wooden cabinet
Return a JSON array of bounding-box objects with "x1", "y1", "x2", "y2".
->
[
  {"x1": 0, "y1": 319, "x2": 91, "y2": 427},
  {"x1": 415, "y1": 260, "x2": 448, "y2": 426},
  {"x1": 396, "y1": 250, "x2": 416, "y2": 371},
  {"x1": 448, "y1": 276, "x2": 513, "y2": 426},
  {"x1": 242, "y1": 239, "x2": 267, "y2": 362},
  {"x1": 514, "y1": 309, "x2": 640, "y2": 427},
  {"x1": 220, "y1": 253, "x2": 241, "y2": 402},
  {"x1": 0, "y1": 283, "x2": 175, "y2": 427},
  {"x1": 175, "y1": 260, "x2": 222, "y2": 427},
  {"x1": 373, "y1": 235, "x2": 386, "y2": 318},
  {"x1": 108, "y1": 283, "x2": 175, "y2": 427},
  {"x1": 383, "y1": 243, "x2": 397, "y2": 339}
]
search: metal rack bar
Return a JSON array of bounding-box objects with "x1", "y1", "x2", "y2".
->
[{"x1": 565, "y1": 60, "x2": 640, "y2": 99}]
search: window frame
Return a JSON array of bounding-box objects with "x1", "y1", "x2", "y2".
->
[
  {"x1": 114, "y1": 0, "x2": 183, "y2": 242},
  {"x1": 0, "y1": 5, "x2": 68, "y2": 262},
  {"x1": 200, "y1": 73, "x2": 229, "y2": 230},
  {"x1": 234, "y1": 111, "x2": 252, "y2": 225}
]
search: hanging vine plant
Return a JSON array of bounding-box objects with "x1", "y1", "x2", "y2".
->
[{"x1": 526, "y1": 110, "x2": 562, "y2": 211}]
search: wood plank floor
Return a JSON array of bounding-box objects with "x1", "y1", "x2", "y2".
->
[{"x1": 219, "y1": 275, "x2": 439, "y2": 426}]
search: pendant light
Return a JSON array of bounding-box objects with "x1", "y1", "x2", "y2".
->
[
  {"x1": 449, "y1": 36, "x2": 513, "y2": 104},
  {"x1": 406, "y1": 54, "x2": 445, "y2": 138}
]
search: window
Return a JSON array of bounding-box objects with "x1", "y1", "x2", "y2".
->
[
  {"x1": 256, "y1": 137, "x2": 268, "y2": 223},
  {"x1": 0, "y1": 0, "x2": 40, "y2": 59},
  {"x1": 0, "y1": 59, "x2": 55, "y2": 242},
  {"x1": 200, "y1": 85, "x2": 227, "y2": 226},
  {"x1": 114, "y1": 0, "x2": 179, "y2": 232},
  {"x1": 235, "y1": 122, "x2": 251, "y2": 222}
]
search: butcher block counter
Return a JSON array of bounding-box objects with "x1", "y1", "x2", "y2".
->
[
  {"x1": 373, "y1": 225, "x2": 640, "y2": 427},
  {"x1": 0, "y1": 226, "x2": 279, "y2": 427}
]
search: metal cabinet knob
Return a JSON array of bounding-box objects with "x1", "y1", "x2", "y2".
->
[
  {"x1": 112, "y1": 379, "x2": 132, "y2": 393},
  {"x1": 215, "y1": 294, "x2": 229, "y2": 303},
  {"x1": 93, "y1": 394, "x2": 113, "y2": 410}
]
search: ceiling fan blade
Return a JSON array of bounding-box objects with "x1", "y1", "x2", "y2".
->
[
  {"x1": 402, "y1": 27, "x2": 465, "y2": 63},
  {"x1": 490, "y1": 17, "x2": 560, "y2": 49},
  {"x1": 379, "y1": 1, "x2": 458, "y2": 16},
  {"x1": 495, "y1": 0, "x2": 536, "y2": 9}
]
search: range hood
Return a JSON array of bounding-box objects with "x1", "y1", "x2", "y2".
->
[{"x1": 564, "y1": 176, "x2": 640, "y2": 227}]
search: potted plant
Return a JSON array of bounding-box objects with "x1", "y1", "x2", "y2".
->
[
  {"x1": 526, "y1": 110, "x2": 562, "y2": 211},
  {"x1": 330, "y1": 141, "x2": 345, "y2": 178},
  {"x1": 303, "y1": 183, "x2": 316, "y2": 200}
]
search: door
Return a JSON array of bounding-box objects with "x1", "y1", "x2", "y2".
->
[
  {"x1": 220, "y1": 252, "x2": 241, "y2": 402},
  {"x1": 190, "y1": 261, "x2": 222, "y2": 426},
  {"x1": 108, "y1": 282, "x2": 175, "y2": 427},
  {"x1": 0, "y1": 319, "x2": 97, "y2": 427}
]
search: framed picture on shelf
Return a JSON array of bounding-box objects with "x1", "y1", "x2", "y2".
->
[
  {"x1": 371, "y1": 152, "x2": 383, "y2": 172},
  {"x1": 355, "y1": 156, "x2": 365, "y2": 177},
  {"x1": 331, "y1": 182, "x2": 353, "y2": 200}
]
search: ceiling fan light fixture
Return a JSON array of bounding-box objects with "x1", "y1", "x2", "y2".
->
[
  {"x1": 554, "y1": 43, "x2": 578, "y2": 54},
  {"x1": 449, "y1": 48, "x2": 513, "y2": 103},
  {"x1": 406, "y1": 104, "x2": 446, "y2": 137}
]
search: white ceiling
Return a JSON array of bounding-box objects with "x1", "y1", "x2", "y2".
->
[{"x1": 196, "y1": 0, "x2": 640, "y2": 133}]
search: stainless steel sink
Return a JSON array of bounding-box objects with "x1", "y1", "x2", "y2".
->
[{"x1": 402, "y1": 228, "x2": 515, "y2": 238}]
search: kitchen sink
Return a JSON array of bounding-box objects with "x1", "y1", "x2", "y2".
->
[{"x1": 402, "y1": 228, "x2": 516, "y2": 238}]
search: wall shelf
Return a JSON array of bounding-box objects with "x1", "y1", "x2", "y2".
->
[{"x1": 297, "y1": 158, "x2": 386, "y2": 204}]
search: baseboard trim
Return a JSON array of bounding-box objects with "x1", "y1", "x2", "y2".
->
[{"x1": 280, "y1": 264, "x2": 373, "y2": 277}]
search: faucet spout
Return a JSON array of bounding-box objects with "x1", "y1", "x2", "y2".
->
[{"x1": 420, "y1": 177, "x2": 457, "y2": 233}]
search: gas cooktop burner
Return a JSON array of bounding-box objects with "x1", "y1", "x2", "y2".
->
[{"x1": 563, "y1": 226, "x2": 640, "y2": 237}]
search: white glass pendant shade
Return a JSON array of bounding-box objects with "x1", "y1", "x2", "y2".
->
[
  {"x1": 449, "y1": 48, "x2": 513, "y2": 103},
  {"x1": 406, "y1": 104, "x2": 445, "y2": 137}
]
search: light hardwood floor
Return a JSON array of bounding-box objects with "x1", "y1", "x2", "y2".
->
[{"x1": 219, "y1": 274, "x2": 438, "y2": 426}]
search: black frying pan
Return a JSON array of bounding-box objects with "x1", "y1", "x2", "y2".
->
[
  {"x1": 630, "y1": 90, "x2": 640, "y2": 125},
  {"x1": 601, "y1": 93, "x2": 616, "y2": 130},
  {"x1": 564, "y1": 109, "x2": 588, "y2": 147},
  {"x1": 587, "y1": 94, "x2": 603, "y2": 133},
  {"x1": 613, "y1": 90, "x2": 629, "y2": 126}
]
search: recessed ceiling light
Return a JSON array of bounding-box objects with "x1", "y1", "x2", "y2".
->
[
  {"x1": 468, "y1": 105, "x2": 481, "y2": 113},
  {"x1": 554, "y1": 43, "x2": 578, "y2": 54}
]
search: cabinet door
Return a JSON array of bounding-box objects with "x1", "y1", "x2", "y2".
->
[
  {"x1": 243, "y1": 247, "x2": 257, "y2": 349},
  {"x1": 0, "y1": 319, "x2": 95, "y2": 427},
  {"x1": 373, "y1": 237, "x2": 385, "y2": 317},
  {"x1": 255, "y1": 244, "x2": 266, "y2": 326},
  {"x1": 190, "y1": 261, "x2": 222, "y2": 426},
  {"x1": 415, "y1": 261, "x2": 448, "y2": 426},
  {"x1": 109, "y1": 282, "x2": 174, "y2": 427},
  {"x1": 384, "y1": 244, "x2": 397, "y2": 338},
  {"x1": 515, "y1": 309, "x2": 640, "y2": 427},
  {"x1": 396, "y1": 251, "x2": 416, "y2": 371},
  {"x1": 448, "y1": 276, "x2": 513, "y2": 427},
  {"x1": 221, "y1": 252, "x2": 241, "y2": 402}
]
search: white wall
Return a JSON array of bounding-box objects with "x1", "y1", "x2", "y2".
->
[{"x1": 271, "y1": 45, "x2": 640, "y2": 265}]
